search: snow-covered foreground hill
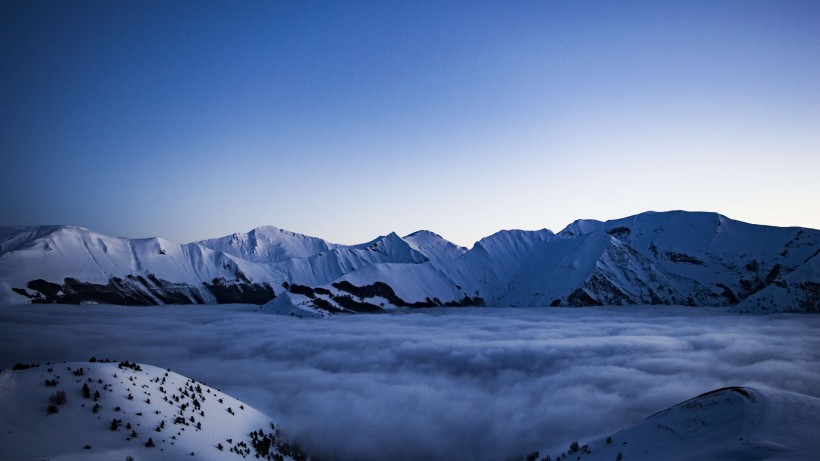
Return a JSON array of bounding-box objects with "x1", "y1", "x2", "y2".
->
[
  {"x1": 2, "y1": 211, "x2": 818, "y2": 312},
  {"x1": 2, "y1": 304, "x2": 819, "y2": 461},
  {"x1": 0, "y1": 360, "x2": 306, "y2": 460},
  {"x1": 530, "y1": 386, "x2": 820, "y2": 461}
]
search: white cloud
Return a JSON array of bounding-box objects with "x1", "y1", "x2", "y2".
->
[{"x1": 1, "y1": 305, "x2": 819, "y2": 460}]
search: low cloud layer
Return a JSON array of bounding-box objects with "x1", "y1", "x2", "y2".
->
[{"x1": 2, "y1": 305, "x2": 819, "y2": 460}]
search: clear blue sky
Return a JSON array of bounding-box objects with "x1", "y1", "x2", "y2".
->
[{"x1": 2, "y1": 0, "x2": 818, "y2": 247}]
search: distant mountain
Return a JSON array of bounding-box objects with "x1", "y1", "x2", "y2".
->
[
  {"x1": 529, "y1": 386, "x2": 820, "y2": 461},
  {"x1": 1, "y1": 211, "x2": 817, "y2": 312},
  {"x1": 0, "y1": 360, "x2": 306, "y2": 460}
]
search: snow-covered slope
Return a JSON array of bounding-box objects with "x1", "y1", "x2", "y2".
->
[
  {"x1": 535, "y1": 386, "x2": 820, "y2": 461},
  {"x1": 1, "y1": 211, "x2": 818, "y2": 311},
  {"x1": 0, "y1": 361, "x2": 306, "y2": 460}
]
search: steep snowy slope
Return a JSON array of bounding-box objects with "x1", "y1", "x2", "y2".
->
[
  {"x1": 198, "y1": 226, "x2": 336, "y2": 263},
  {"x1": 0, "y1": 361, "x2": 305, "y2": 460},
  {"x1": 494, "y1": 231, "x2": 719, "y2": 307},
  {"x1": 559, "y1": 211, "x2": 820, "y2": 303},
  {"x1": 535, "y1": 387, "x2": 820, "y2": 461},
  {"x1": 440, "y1": 229, "x2": 556, "y2": 302}
]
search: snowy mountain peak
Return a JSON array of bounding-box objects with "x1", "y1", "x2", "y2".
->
[
  {"x1": 197, "y1": 226, "x2": 335, "y2": 263},
  {"x1": 350, "y1": 232, "x2": 428, "y2": 263},
  {"x1": 403, "y1": 230, "x2": 467, "y2": 261}
]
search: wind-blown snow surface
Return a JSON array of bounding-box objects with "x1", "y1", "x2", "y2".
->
[{"x1": 2, "y1": 304, "x2": 819, "y2": 461}]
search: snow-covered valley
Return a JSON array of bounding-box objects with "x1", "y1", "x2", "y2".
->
[{"x1": 2, "y1": 304, "x2": 819, "y2": 460}]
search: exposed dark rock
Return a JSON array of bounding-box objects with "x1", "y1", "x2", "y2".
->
[
  {"x1": 205, "y1": 278, "x2": 275, "y2": 304},
  {"x1": 288, "y1": 284, "x2": 316, "y2": 298},
  {"x1": 17, "y1": 276, "x2": 275, "y2": 306},
  {"x1": 765, "y1": 264, "x2": 782, "y2": 284},
  {"x1": 607, "y1": 227, "x2": 631, "y2": 239},
  {"x1": 331, "y1": 280, "x2": 479, "y2": 308},
  {"x1": 567, "y1": 288, "x2": 603, "y2": 307},
  {"x1": 309, "y1": 297, "x2": 345, "y2": 313},
  {"x1": 443, "y1": 296, "x2": 485, "y2": 307},
  {"x1": 665, "y1": 252, "x2": 704, "y2": 265},
  {"x1": 331, "y1": 295, "x2": 382, "y2": 313},
  {"x1": 715, "y1": 283, "x2": 740, "y2": 304},
  {"x1": 797, "y1": 281, "x2": 820, "y2": 313}
]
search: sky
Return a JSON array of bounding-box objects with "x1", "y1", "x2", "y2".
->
[
  {"x1": 1, "y1": 0, "x2": 819, "y2": 247},
  {"x1": 2, "y1": 305, "x2": 820, "y2": 461}
]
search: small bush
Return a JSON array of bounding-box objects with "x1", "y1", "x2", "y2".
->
[{"x1": 49, "y1": 390, "x2": 68, "y2": 406}]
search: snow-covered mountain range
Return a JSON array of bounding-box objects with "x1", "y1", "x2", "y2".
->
[{"x1": 1, "y1": 211, "x2": 817, "y2": 313}]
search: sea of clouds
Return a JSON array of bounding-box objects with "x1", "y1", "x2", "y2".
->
[{"x1": 1, "y1": 304, "x2": 819, "y2": 461}]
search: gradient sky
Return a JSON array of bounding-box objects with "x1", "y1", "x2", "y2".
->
[{"x1": 2, "y1": 0, "x2": 818, "y2": 247}]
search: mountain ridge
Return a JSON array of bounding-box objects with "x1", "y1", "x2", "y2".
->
[{"x1": 1, "y1": 211, "x2": 817, "y2": 313}]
